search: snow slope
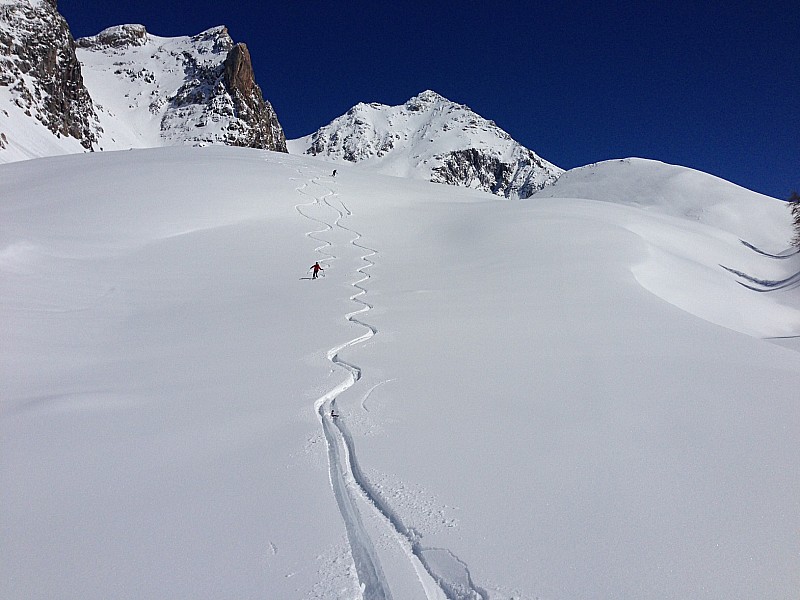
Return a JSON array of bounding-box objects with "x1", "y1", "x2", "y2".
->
[
  {"x1": 288, "y1": 91, "x2": 563, "y2": 198},
  {"x1": 533, "y1": 158, "x2": 800, "y2": 337},
  {"x1": 0, "y1": 89, "x2": 88, "y2": 161},
  {"x1": 2, "y1": 148, "x2": 799, "y2": 600}
]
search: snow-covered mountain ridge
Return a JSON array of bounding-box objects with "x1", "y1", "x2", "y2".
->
[
  {"x1": 76, "y1": 24, "x2": 286, "y2": 152},
  {"x1": 289, "y1": 90, "x2": 563, "y2": 198},
  {"x1": 2, "y1": 1, "x2": 563, "y2": 200},
  {"x1": 0, "y1": 0, "x2": 286, "y2": 162}
]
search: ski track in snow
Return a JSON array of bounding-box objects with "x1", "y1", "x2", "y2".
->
[
  {"x1": 739, "y1": 239, "x2": 800, "y2": 259},
  {"x1": 295, "y1": 173, "x2": 487, "y2": 600},
  {"x1": 722, "y1": 264, "x2": 800, "y2": 292},
  {"x1": 295, "y1": 176, "x2": 391, "y2": 599},
  {"x1": 360, "y1": 380, "x2": 396, "y2": 413},
  {"x1": 722, "y1": 240, "x2": 800, "y2": 292}
]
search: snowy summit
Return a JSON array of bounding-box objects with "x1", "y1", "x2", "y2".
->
[
  {"x1": 289, "y1": 90, "x2": 563, "y2": 198},
  {"x1": 0, "y1": 0, "x2": 286, "y2": 163}
]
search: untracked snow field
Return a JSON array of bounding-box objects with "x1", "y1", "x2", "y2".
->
[{"x1": 2, "y1": 147, "x2": 799, "y2": 599}]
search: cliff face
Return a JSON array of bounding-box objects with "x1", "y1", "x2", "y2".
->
[
  {"x1": 222, "y1": 43, "x2": 287, "y2": 152},
  {"x1": 0, "y1": 0, "x2": 101, "y2": 149},
  {"x1": 0, "y1": 4, "x2": 287, "y2": 163}
]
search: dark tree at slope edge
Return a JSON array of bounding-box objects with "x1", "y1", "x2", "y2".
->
[{"x1": 789, "y1": 191, "x2": 800, "y2": 248}]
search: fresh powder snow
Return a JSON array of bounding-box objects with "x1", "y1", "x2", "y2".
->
[{"x1": 2, "y1": 147, "x2": 799, "y2": 599}]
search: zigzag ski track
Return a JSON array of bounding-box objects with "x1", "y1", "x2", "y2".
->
[{"x1": 295, "y1": 173, "x2": 488, "y2": 600}]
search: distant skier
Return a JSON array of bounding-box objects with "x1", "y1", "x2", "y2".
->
[
  {"x1": 310, "y1": 261, "x2": 324, "y2": 279},
  {"x1": 331, "y1": 169, "x2": 337, "y2": 177},
  {"x1": 330, "y1": 408, "x2": 339, "y2": 419}
]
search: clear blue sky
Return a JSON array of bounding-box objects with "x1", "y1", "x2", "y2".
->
[{"x1": 60, "y1": 0, "x2": 798, "y2": 199}]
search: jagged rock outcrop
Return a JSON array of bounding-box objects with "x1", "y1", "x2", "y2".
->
[
  {"x1": 432, "y1": 147, "x2": 560, "y2": 199},
  {"x1": 222, "y1": 43, "x2": 287, "y2": 152},
  {"x1": 0, "y1": 0, "x2": 101, "y2": 149},
  {"x1": 289, "y1": 90, "x2": 562, "y2": 198}
]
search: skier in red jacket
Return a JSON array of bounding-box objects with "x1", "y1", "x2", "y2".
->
[{"x1": 310, "y1": 261, "x2": 324, "y2": 279}]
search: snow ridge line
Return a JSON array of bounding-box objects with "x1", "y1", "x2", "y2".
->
[{"x1": 319, "y1": 191, "x2": 488, "y2": 600}]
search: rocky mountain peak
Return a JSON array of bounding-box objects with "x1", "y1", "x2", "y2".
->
[
  {"x1": 219, "y1": 41, "x2": 287, "y2": 151},
  {"x1": 76, "y1": 24, "x2": 149, "y2": 49},
  {"x1": 190, "y1": 25, "x2": 232, "y2": 53},
  {"x1": 74, "y1": 24, "x2": 286, "y2": 153},
  {"x1": 1, "y1": 4, "x2": 288, "y2": 161},
  {"x1": 289, "y1": 90, "x2": 562, "y2": 198},
  {"x1": 405, "y1": 89, "x2": 448, "y2": 110}
]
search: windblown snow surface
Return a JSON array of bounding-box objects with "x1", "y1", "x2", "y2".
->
[{"x1": 2, "y1": 147, "x2": 799, "y2": 600}]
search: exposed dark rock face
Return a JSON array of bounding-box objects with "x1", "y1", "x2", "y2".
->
[
  {"x1": 222, "y1": 43, "x2": 286, "y2": 152},
  {"x1": 432, "y1": 148, "x2": 513, "y2": 195},
  {"x1": 0, "y1": 0, "x2": 101, "y2": 149},
  {"x1": 224, "y1": 43, "x2": 254, "y2": 92},
  {"x1": 432, "y1": 147, "x2": 561, "y2": 198}
]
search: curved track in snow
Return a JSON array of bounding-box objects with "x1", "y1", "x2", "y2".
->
[
  {"x1": 295, "y1": 177, "x2": 392, "y2": 599},
  {"x1": 722, "y1": 240, "x2": 800, "y2": 292},
  {"x1": 722, "y1": 264, "x2": 800, "y2": 292},
  {"x1": 296, "y1": 173, "x2": 486, "y2": 600},
  {"x1": 739, "y1": 240, "x2": 800, "y2": 259}
]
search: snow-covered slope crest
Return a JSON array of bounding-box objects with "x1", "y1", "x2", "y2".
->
[
  {"x1": 76, "y1": 24, "x2": 287, "y2": 152},
  {"x1": 533, "y1": 157, "x2": 786, "y2": 243},
  {"x1": 535, "y1": 157, "x2": 800, "y2": 336},
  {"x1": 288, "y1": 90, "x2": 563, "y2": 198}
]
